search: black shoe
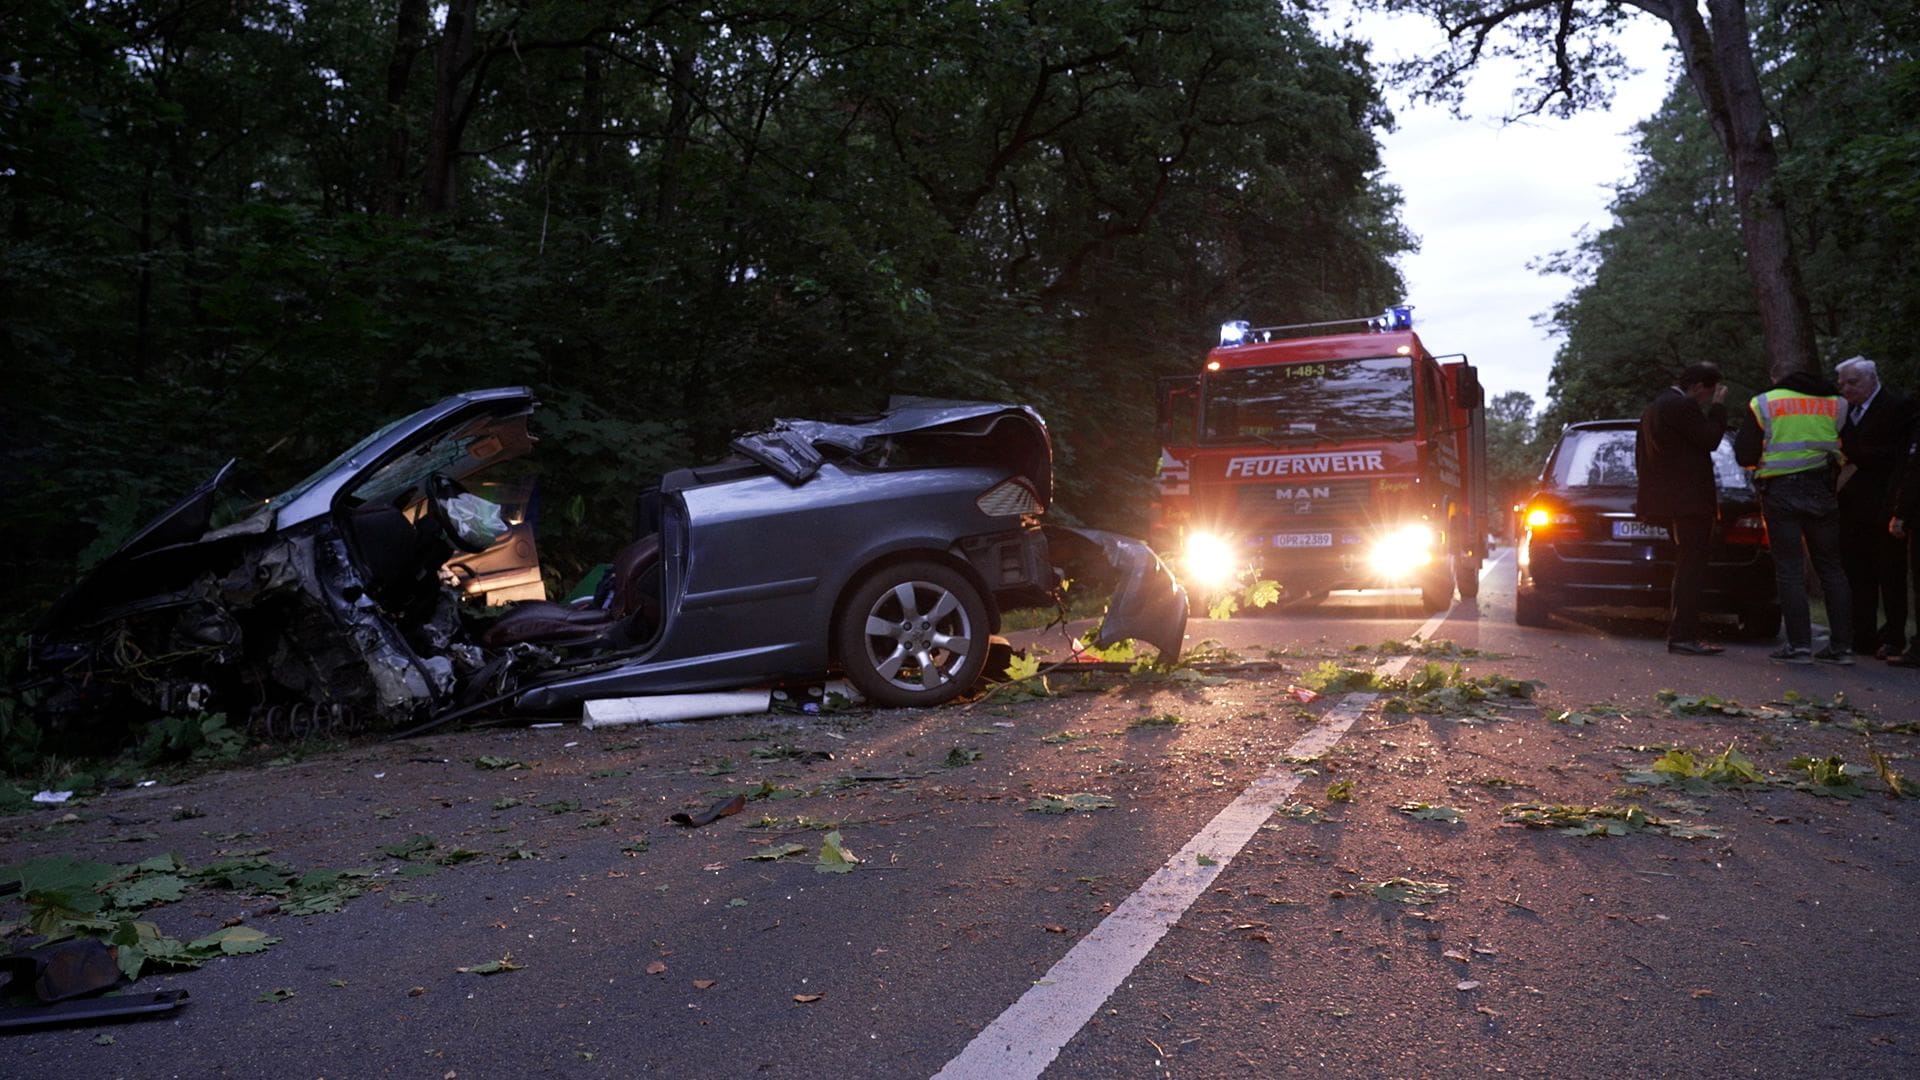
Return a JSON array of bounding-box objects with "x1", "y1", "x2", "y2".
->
[
  {"x1": 1813, "y1": 647, "x2": 1855, "y2": 666},
  {"x1": 1668, "y1": 641, "x2": 1725, "y2": 656}
]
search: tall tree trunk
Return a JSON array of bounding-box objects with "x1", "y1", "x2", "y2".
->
[
  {"x1": 421, "y1": 0, "x2": 479, "y2": 214},
  {"x1": 1657, "y1": 0, "x2": 1818, "y2": 382},
  {"x1": 379, "y1": 0, "x2": 430, "y2": 215},
  {"x1": 655, "y1": 44, "x2": 696, "y2": 228}
]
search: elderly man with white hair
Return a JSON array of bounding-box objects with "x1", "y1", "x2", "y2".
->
[{"x1": 1835, "y1": 355, "x2": 1917, "y2": 661}]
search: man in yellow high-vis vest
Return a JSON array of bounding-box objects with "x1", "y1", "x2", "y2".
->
[{"x1": 1733, "y1": 371, "x2": 1854, "y2": 665}]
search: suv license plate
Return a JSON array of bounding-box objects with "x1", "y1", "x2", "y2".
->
[
  {"x1": 1273, "y1": 532, "x2": 1334, "y2": 548},
  {"x1": 1612, "y1": 521, "x2": 1670, "y2": 541}
]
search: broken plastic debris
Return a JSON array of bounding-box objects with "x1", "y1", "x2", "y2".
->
[
  {"x1": 32, "y1": 791, "x2": 73, "y2": 804},
  {"x1": 137, "y1": 780, "x2": 157, "y2": 788},
  {"x1": 530, "y1": 722, "x2": 564, "y2": 729},
  {"x1": 582, "y1": 690, "x2": 774, "y2": 729},
  {"x1": 1286, "y1": 685, "x2": 1319, "y2": 703}
]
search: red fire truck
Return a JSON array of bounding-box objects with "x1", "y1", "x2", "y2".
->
[{"x1": 1153, "y1": 307, "x2": 1487, "y2": 612}]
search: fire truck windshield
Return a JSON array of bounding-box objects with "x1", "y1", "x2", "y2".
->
[{"x1": 1200, "y1": 356, "x2": 1415, "y2": 445}]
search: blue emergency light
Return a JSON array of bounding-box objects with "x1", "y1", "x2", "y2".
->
[{"x1": 1370, "y1": 305, "x2": 1414, "y2": 331}]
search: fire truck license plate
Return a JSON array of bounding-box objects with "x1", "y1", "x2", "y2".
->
[
  {"x1": 1273, "y1": 532, "x2": 1334, "y2": 548},
  {"x1": 1611, "y1": 521, "x2": 1670, "y2": 541}
]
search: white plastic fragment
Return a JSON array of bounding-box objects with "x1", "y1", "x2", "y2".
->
[
  {"x1": 582, "y1": 690, "x2": 774, "y2": 729},
  {"x1": 32, "y1": 790, "x2": 74, "y2": 804}
]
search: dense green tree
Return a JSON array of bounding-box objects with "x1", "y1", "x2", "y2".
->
[
  {"x1": 1485, "y1": 389, "x2": 1546, "y2": 525},
  {"x1": 2, "y1": 1, "x2": 1410, "y2": 626}
]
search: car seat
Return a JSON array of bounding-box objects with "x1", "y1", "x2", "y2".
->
[{"x1": 481, "y1": 534, "x2": 661, "y2": 648}]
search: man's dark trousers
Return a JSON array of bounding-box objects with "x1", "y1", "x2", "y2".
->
[{"x1": 1666, "y1": 514, "x2": 1714, "y2": 644}]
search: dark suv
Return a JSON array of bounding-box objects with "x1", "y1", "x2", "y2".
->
[{"x1": 1515, "y1": 419, "x2": 1777, "y2": 636}]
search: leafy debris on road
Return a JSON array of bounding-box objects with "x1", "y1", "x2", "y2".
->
[
  {"x1": 1358, "y1": 878, "x2": 1452, "y2": 904},
  {"x1": 1869, "y1": 750, "x2": 1911, "y2": 798},
  {"x1": 1656, "y1": 690, "x2": 1747, "y2": 717},
  {"x1": 457, "y1": 953, "x2": 524, "y2": 975},
  {"x1": 1394, "y1": 802, "x2": 1464, "y2": 823},
  {"x1": 1026, "y1": 793, "x2": 1116, "y2": 813},
  {"x1": 256, "y1": 987, "x2": 296, "y2": 1003},
  {"x1": 1350, "y1": 637, "x2": 1490, "y2": 659},
  {"x1": 1785, "y1": 755, "x2": 1866, "y2": 798},
  {"x1": 943, "y1": 746, "x2": 983, "y2": 767},
  {"x1": 1502, "y1": 803, "x2": 1723, "y2": 840},
  {"x1": 1622, "y1": 744, "x2": 1767, "y2": 790},
  {"x1": 1128, "y1": 712, "x2": 1185, "y2": 730},
  {"x1": 815, "y1": 830, "x2": 860, "y2": 873},
  {"x1": 473, "y1": 756, "x2": 528, "y2": 770},
  {"x1": 748, "y1": 843, "x2": 809, "y2": 862},
  {"x1": 1326, "y1": 779, "x2": 1355, "y2": 803}
]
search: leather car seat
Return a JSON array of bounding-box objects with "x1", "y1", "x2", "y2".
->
[{"x1": 481, "y1": 534, "x2": 661, "y2": 648}]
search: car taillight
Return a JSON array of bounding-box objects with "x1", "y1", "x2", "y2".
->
[
  {"x1": 1723, "y1": 513, "x2": 1767, "y2": 545},
  {"x1": 977, "y1": 477, "x2": 1043, "y2": 516},
  {"x1": 1523, "y1": 504, "x2": 1576, "y2": 531}
]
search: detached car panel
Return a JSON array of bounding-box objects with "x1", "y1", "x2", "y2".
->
[
  {"x1": 27, "y1": 389, "x2": 1186, "y2": 745},
  {"x1": 1515, "y1": 420, "x2": 1776, "y2": 635}
]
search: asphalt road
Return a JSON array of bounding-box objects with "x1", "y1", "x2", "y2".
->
[{"x1": 6, "y1": 547, "x2": 1918, "y2": 1078}]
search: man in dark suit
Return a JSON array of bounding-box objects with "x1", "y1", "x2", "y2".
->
[
  {"x1": 1636, "y1": 362, "x2": 1730, "y2": 655},
  {"x1": 1836, "y1": 356, "x2": 1917, "y2": 659}
]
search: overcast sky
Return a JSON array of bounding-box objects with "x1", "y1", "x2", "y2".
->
[{"x1": 1326, "y1": 8, "x2": 1679, "y2": 413}]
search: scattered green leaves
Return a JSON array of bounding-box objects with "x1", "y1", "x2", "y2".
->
[
  {"x1": 1326, "y1": 779, "x2": 1355, "y2": 803},
  {"x1": 1393, "y1": 802, "x2": 1463, "y2": 823},
  {"x1": 1026, "y1": 792, "x2": 1116, "y2": 814},
  {"x1": 1656, "y1": 690, "x2": 1748, "y2": 717},
  {"x1": 457, "y1": 953, "x2": 524, "y2": 975},
  {"x1": 1502, "y1": 802, "x2": 1721, "y2": 839},
  {"x1": 474, "y1": 756, "x2": 527, "y2": 771},
  {"x1": 815, "y1": 831, "x2": 861, "y2": 874},
  {"x1": 1785, "y1": 755, "x2": 1865, "y2": 798}
]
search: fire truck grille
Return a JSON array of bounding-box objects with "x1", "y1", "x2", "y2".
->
[{"x1": 1235, "y1": 480, "x2": 1372, "y2": 517}]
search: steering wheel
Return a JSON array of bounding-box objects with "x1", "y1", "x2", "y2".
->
[{"x1": 426, "y1": 473, "x2": 492, "y2": 553}]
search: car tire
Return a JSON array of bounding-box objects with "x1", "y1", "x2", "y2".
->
[
  {"x1": 1455, "y1": 553, "x2": 1481, "y2": 600},
  {"x1": 1738, "y1": 602, "x2": 1781, "y2": 641},
  {"x1": 1419, "y1": 563, "x2": 1453, "y2": 613},
  {"x1": 835, "y1": 561, "x2": 990, "y2": 708},
  {"x1": 1514, "y1": 588, "x2": 1550, "y2": 628}
]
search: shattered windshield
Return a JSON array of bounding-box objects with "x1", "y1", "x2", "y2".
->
[
  {"x1": 264, "y1": 415, "x2": 410, "y2": 512},
  {"x1": 1201, "y1": 356, "x2": 1415, "y2": 444}
]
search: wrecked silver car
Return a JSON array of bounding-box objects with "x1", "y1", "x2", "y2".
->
[{"x1": 27, "y1": 388, "x2": 1187, "y2": 744}]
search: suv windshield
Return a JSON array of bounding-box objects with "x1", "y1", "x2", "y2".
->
[
  {"x1": 1549, "y1": 426, "x2": 1752, "y2": 493},
  {"x1": 1201, "y1": 356, "x2": 1415, "y2": 444}
]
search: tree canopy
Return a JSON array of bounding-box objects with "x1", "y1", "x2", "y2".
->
[
  {"x1": 1539, "y1": 0, "x2": 1919, "y2": 427},
  {"x1": 1376, "y1": 0, "x2": 1826, "y2": 382},
  {"x1": 2, "y1": 1, "x2": 1411, "y2": 623}
]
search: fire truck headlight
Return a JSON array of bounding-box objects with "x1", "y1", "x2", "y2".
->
[
  {"x1": 1182, "y1": 530, "x2": 1239, "y2": 590},
  {"x1": 1367, "y1": 524, "x2": 1436, "y2": 579}
]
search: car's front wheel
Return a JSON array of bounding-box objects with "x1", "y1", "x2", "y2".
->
[{"x1": 835, "y1": 561, "x2": 989, "y2": 708}]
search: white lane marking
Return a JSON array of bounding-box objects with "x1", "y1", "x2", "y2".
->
[{"x1": 935, "y1": 645, "x2": 1428, "y2": 1080}]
